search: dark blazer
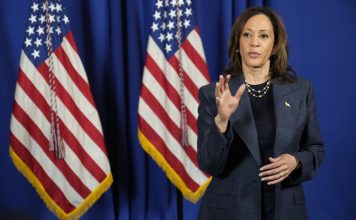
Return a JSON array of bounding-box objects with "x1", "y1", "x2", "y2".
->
[{"x1": 197, "y1": 75, "x2": 324, "y2": 220}]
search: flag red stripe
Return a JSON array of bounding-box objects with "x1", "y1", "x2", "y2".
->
[
  {"x1": 10, "y1": 134, "x2": 75, "y2": 213},
  {"x1": 185, "y1": 110, "x2": 198, "y2": 135},
  {"x1": 58, "y1": 118, "x2": 107, "y2": 182},
  {"x1": 186, "y1": 28, "x2": 210, "y2": 81},
  {"x1": 65, "y1": 32, "x2": 79, "y2": 53},
  {"x1": 17, "y1": 69, "x2": 51, "y2": 120},
  {"x1": 145, "y1": 54, "x2": 180, "y2": 107},
  {"x1": 168, "y1": 56, "x2": 199, "y2": 102},
  {"x1": 36, "y1": 63, "x2": 108, "y2": 156},
  {"x1": 139, "y1": 116, "x2": 199, "y2": 191},
  {"x1": 141, "y1": 85, "x2": 199, "y2": 165},
  {"x1": 12, "y1": 101, "x2": 91, "y2": 198},
  {"x1": 54, "y1": 44, "x2": 95, "y2": 107},
  {"x1": 145, "y1": 54, "x2": 198, "y2": 134},
  {"x1": 54, "y1": 79, "x2": 106, "y2": 153},
  {"x1": 17, "y1": 70, "x2": 107, "y2": 182}
]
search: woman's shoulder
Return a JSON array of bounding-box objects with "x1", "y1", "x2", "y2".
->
[
  {"x1": 275, "y1": 76, "x2": 311, "y2": 90},
  {"x1": 292, "y1": 76, "x2": 310, "y2": 88}
]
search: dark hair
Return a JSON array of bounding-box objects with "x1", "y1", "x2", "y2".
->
[{"x1": 226, "y1": 7, "x2": 296, "y2": 83}]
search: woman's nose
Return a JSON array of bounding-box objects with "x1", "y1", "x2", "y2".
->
[{"x1": 250, "y1": 36, "x2": 261, "y2": 47}]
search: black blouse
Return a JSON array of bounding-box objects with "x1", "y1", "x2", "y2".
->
[
  {"x1": 248, "y1": 81, "x2": 276, "y2": 219},
  {"x1": 248, "y1": 81, "x2": 276, "y2": 164}
]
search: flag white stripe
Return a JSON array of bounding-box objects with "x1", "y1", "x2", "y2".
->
[
  {"x1": 11, "y1": 116, "x2": 84, "y2": 206},
  {"x1": 50, "y1": 53, "x2": 103, "y2": 134},
  {"x1": 147, "y1": 37, "x2": 199, "y2": 118},
  {"x1": 178, "y1": 44, "x2": 209, "y2": 88},
  {"x1": 56, "y1": 92, "x2": 110, "y2": 174},
  {"x1": 143, "y1": 67, "x2": 198, "y2": 150},
  {"x1": 20, "y1": 51, "x2": 110, "y2": 173},
  {"x1": 62, "y1": 36, "x2": 89, "y2": 83},
  {"x1": 187, "y1": 29, "x2": 208, "y2": 63},
  {"x1": 14, "y1": 83, "x2": 100, "y2": 191},
  {"x1": 62, "y1": 140, "x2": 100, "y2": 190},
  {"x1": 138, "y1": 98, "x2": 208, "y2": 185}
]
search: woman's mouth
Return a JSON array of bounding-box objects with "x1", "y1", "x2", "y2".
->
[{"x1": 248, "y1": 52, "x2": 261, "y2": 58}]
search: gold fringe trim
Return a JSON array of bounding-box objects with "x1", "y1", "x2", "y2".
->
[
  {"x1": 138, "y1": 129, "x2": 211, "y2": 203},
  {"x1": 10, "y1": 147, "x2": 113, "y2": 220}
]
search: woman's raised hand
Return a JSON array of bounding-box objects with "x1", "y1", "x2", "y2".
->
[{"x1": 214, "y1": 74, "x2": 245, "y2": 133}]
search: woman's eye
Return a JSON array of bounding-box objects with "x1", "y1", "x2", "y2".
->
[
  {"x1": 260, "y1": 34, "x2": 269, "y2": 39},
  {"x1": 242, "y1": 33, "x2": 251, "y2": 38}
]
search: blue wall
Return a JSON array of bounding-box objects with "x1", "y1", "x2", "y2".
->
[{"x1": 0, "y1": 0, "x2": 355, "y2": 219}]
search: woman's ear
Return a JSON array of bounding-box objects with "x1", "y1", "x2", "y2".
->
[
  {"x1": 271, "y1": 46, "x2": 277, "y2": 56},
  {"x1": 269, "y1": 47, "x2": 277, "y2": 61}
]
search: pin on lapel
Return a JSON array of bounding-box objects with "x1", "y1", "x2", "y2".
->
[{"x1": 284, "y1": 101, "x2": 291, "y2": 108}]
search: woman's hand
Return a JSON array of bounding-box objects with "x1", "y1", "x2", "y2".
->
[
  {"x1": 214, "y1": 74, "x2": 245, "y2": 133},
  {"x1": 259, "y1": 154, "x2": 300, "y2": 185}
]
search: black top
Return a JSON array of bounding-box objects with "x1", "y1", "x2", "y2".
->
[
  {"x1": 248, "y1": 81, "x2": 276, "y2": 164},
  {"x1": 247, "y1": 81, "x2": 276, "y2": 219}
]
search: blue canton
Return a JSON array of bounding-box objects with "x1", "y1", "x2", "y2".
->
[
  {"x1": 150, "y1": 0, "x2": 195, "y2": 59},
  {"x1": 23, "y1": 0, "x2": 70, "y2": 67}
]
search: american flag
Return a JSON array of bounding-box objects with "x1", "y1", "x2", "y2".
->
[
  {"x1": 138, "y1": 0, "x2": 211, "y2": 202},
  {"x1": 9, "y1": 0, "x2": 112, "y2": 219}
]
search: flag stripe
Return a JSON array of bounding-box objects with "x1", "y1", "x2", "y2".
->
[
  {"x1": 144, "y1": 54, "x2": 198, "y2": 134},
  {"x1": 188, "y1": 28, "x2": 208, "y2": 63},
  {"x1": 139, "y1": 3, "x2": 211, "y2": 201},
  {"x1": 142, "y1": 66, "x2": 197, "y2": 135},
  {"x1": 138, "y1": 98, "x2": 208, "y2": 185},
  {"x1": 64, "y1": 32, "x2": 79, "y2": 54},
  {"x1": 139, "y1": 117, "x2": 200, "y2": 191},
  {"x1": 141, "y1": 68, "x2": 198, "y2": 150},
  {"x1": 17, "y1": 69, "x2": 107, "y2": 183},
  {"x1": 140, "y1": 84, "x2": 200, "y2": 167},
  {"x1": 59, "y1": 119, "x2": 107, "y2": 183},
  {"x1": 177, "y1": 44, "x2": 209, "y2": 88},
  {"x1": 46, "y1": 53, "x2": 104, "y2": 136},
  {"x1": 146, "y1": 37, "x2": 199, "y2": 118},
  {"x1": 12, "y1": 101, "x2": 91, "y2": 198},
  {"x1": 169, "y1": 56, "x2": 199, "y2": 102},
  {"x1": 10, "y1": 134, "x2": 75, "y2": 213},
  {"x1": 12, "y1": 4, "x2": 112, "y2": 218},
  {"x1": 37, "y1": 61, "x2": 107, "y2": 155},
  {"x1": 185, "y1": 28, "x2": 210, "y2": 82},
  {"x1": 61, "y1": 141, "x2": 100, "y2": 191},
  {"x1": 55, "y1": 43, "x2": 96, "y2": 108},
  {"x1": 61, "y1": 33, "x2": 89, "y2": 83},
  {"x1": 10, "y1": 116, "x2": 84, "y2": 207},
  {"x1": 19, "y1": 53, "x2": 110, "y2": 174}
]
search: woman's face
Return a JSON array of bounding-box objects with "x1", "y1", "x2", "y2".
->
[{"x1": 239, "y1": 14, "x2": 275, "y2": 70}]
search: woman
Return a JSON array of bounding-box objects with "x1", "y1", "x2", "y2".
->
[{"x1": 197, "y1": 7, "x2": 324, "y2": 220}]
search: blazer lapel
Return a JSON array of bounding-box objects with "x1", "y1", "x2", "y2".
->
[
  {"x1": 230, "y1": 76, "x2": 261, "y2": 165},
  {"x1": 273, "y1": 82, "x2": 301, "y2": 156}
]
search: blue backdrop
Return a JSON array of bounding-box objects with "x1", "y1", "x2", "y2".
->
[{"x1": 1, "y1": 0, "x2": 355, "y2": 219}]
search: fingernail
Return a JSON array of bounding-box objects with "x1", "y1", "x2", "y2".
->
[
  {"x1": 261, "y1": 178, "x2": 265, "y2": 181},
  {"x1": 259, "y1": 173, "x2": 262, "y2": 176}
]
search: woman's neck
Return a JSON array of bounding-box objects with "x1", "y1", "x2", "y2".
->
[{"x1": 242, "y1": 63, "x2": 270, "y2": 85}]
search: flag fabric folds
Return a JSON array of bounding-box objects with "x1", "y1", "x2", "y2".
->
[
  {"x1": 138, "y1": 0, "x2": 211, "y2": 202},
  {"x1": 9, "y1": 0, "x2": 112, "y2": 219}
]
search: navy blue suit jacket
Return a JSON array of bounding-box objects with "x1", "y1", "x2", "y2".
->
[{"x1": 197, "y1": 75, "x2": 324, "y2": 220}]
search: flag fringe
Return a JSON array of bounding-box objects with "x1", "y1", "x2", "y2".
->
[
  {"x1": 9, "y1": 147, "x2": 113, "y2": 220},
  {"x1": 138, "y1": 129, "x2": 211, "y2": 203}
]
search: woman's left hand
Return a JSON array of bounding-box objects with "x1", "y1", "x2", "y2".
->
[{"x1": 259, "y1": 154, "x2": 299, "y2": 185}]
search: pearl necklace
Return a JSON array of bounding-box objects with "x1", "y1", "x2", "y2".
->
[{"x1": 245, "y1": 80, "x2": 271, "y2": 98}]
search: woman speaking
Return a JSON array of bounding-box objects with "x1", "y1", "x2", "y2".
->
[{"x1": 197, "y1": 7, "x2": 324, "y2": 220}]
